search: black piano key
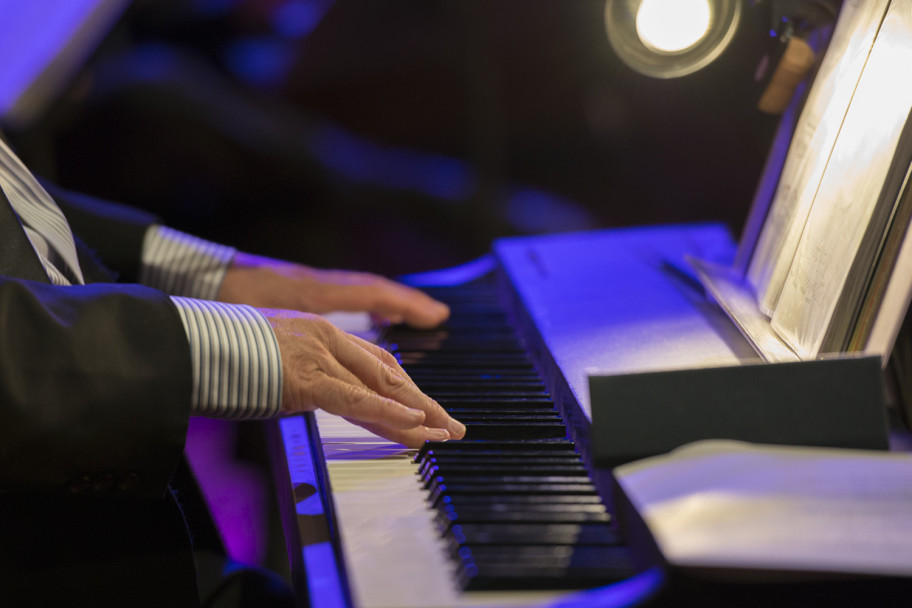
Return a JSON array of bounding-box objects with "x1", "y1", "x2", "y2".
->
[
  {"x1": 417, "y1": 455, "x2": 584, "y2": 475},
  {"x1": 444, "y1": 413, "x2": 564, "y2": 425},
  {"x1": 461, "y1": 421, "x2": 568, "y2": 440},
  {"x1": 440, "y1": 501, "x2": 609, "y2": 516},
  {"x1": 386, "y1": 328, "x2": 514, "y2": 338},
  {"x1": 396, "y1": 353, "x2": 536, "y2": 368},
  {"x1": 443, "y1": 407, "x2": 558, "y2": 414},
  {"x1": 406, "y1": 368, "x2": 541, "y2": 378},
  {"x1": 410, "y1": 380, "x2": 547, "y2": 392},
  {"x1": 418, "y1": 438, "x2": 576, "y2": 458},
  {"x1": 458, "y1": 565, "x2": 637, "y2": 591},
  {"x1": 388, "y1": 340, "x2": 525, "y2": 352},
  {"x1": 419, "y1": 463, "x2": 587, "y2": 480},
  {"x1": 455, "y1": 545, "x2": 638, "y2": 591},
  {"x1": 429, "y1": 474, "x2": 588, "y2": 486},
  {"x1": 418, "y1": 450, "x2": 579, "y2": 469},
  {"x1": 436, "y1": 494, "x2": 606, "y2": 508},
  {"x1": 429, "y1": 483, "x2": 598, "y2": 507},
  {"x1": 421, "y1": 454, "x2": 582, "y2": 464},
  {"x1": 437, "y1": 396, "x2": 555, "y2": 407},
  {"x1": 458, "y1": 545, "x2": 635, "y2": 573},
  {"x1": 460, "y1": 545, "x2": 631, "y2": 564},
  {"x1": 435, "y1": 397, "x2": 556, "y2": 409},
  {"x1": 377, "y1": 279, "x2": 640, "y2": 594},
  {"x1": 428, "y1": 391, "x2": 553, "y2": 401},
  {"x1": 407, "y1": 367, "x2": 542, "y2": 376},
  {"x1": 447, "y1": 523, "x2": 623, "y2": 547},
  {"x1": 424, "y1": 475, "x2": 588, "y2": 492},
  {"x1": 436, "y1": 506, "x2": 611, "y2": 528},
  {"x1": 409, "y1": 375, "x2": 544, "y2": 386},
  {"x1": 417, "y1": 455, "x2": 583, "y2": 477},
  {"x1": 426, "y1": 475, "x2": 593, "y2": 496},
  {"x1": 418, "y1": 452, "x2": 580, "y2": 468},
  {"x1": 456, "y1": 412, "x2": 562, "y2": 420}
]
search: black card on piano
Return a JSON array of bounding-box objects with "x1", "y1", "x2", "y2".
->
[{"x1": 589, "y1": 355, "x2": 889, "y2": 468}]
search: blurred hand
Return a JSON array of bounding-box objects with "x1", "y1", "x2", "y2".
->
[
  {"x1": 218, "y1": 253, "x2": 449, "y2": 328},
  {"x1": 261, "y1": 309, "x2": 466, "y2": 448}
]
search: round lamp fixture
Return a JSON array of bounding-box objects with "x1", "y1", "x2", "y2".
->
[{"x1": 605, "y1": 0, "x2": 742, "y2": 78}]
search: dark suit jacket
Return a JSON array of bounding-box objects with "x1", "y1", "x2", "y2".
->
[{"x1": 0, "y1": 184, "x2": 202, "y2": 605}]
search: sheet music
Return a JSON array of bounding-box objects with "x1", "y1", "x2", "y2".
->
[
  {"x1": 615, "y1": 440, "x2": 912, "y2": 576},
  {"x1": 747, "y1": 0, "x2": 890, "y2": 315},
  {"x1": 771, "y1": 0, "x2": 912, "y2": 358}
]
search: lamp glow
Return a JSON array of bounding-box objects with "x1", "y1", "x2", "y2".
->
[
  {"x1": 605, "y1": 0, "x2": 741, "y2": 79},
  {"x1": 635, "y1": 0, "x2": 712, "y2": 53}
]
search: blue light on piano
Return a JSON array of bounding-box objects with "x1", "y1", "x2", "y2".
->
[
  {"x1": 544, "y1": 567, "x2": 666, "y2": 608},
  {"x1": 302, "y1": 542, "x2": 348, "y2": 608},
  {"x1": 451, "y1": 524, "x2": 466, "y2": 544},
  {"x1": 399, "y1": 254, "x2": 496, "y2": 287}
]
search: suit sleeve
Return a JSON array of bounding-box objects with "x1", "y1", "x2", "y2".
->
[
  {"x1": 40, "y1": 180, "x2": 159, "y2": 283},
  {"x1": 0, "y1": 277, "x2": 193, "y2": 500}
]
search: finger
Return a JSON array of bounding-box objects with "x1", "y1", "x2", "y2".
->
[
  {"x1": 332, "y1": 279, "x2": 450, "y2": 329},
  {"x1": 374, "y1": 287, "x2": 450, "y2": 329},
  {"x1": 339, "y1": 334, "x2": 467, "y2": 440},
  {"x1": 334, "y1": 333, "x2": 447, "y2": 416},
  {"x1": 347, "y1": 418, "x2": 451, "y2": 449},
  {"x1": 310, "y1": 374, "x2": 427, "y2": 429},
  {"x1": 345, "y1": 332, "x2": 407, "y2": 369}
]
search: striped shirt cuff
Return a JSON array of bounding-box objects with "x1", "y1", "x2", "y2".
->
[
  {"x1": 140, "y1": 226, "x2": 236, "y2": 299},
  {"x1": 171, "y1": 297, "x2": 283, "y2": 419}
]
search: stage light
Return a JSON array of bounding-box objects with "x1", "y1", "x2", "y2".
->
[
  {"x1": 635, "y1": 0, "x2": 712, "y2": 54},
  {"x1": 605, "y1": 0, "x2": 742, "y2": 79}
]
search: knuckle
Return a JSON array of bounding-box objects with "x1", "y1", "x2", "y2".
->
[
  {"x1": 306, "y1": 314, "x2": 335, "y2": 335},
  {"x1": 378, "y1": 363, "x2": 410, "y2": 395},
  {"x1": 377, "y1": 348, "x2": 400, "y2": 367}
]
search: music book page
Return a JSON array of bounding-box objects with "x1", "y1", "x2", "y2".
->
[
  {"x1": 615, "y1": 440, "x2": 912, "y2": 577},
  {"x1": 747, "y1": 0, "x2": 890, "y2": 316},
  {"x1": 771, "y1": 1, "x2": 912, "y2": 358}
]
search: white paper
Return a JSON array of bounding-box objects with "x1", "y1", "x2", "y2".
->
[
  {"x1": 771, "y1": 0, "x2": 912, "y2": 358},
  {"x1": 616, "y1": 440, "x2": 912, "y2": 576},
  {"x1": 747, "y1": 0, "x2": 890, "y2": 314}
]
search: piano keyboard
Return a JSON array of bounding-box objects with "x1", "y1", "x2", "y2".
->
[{"x1": 275, "y1": 276, "x2": 639, "y2": 608}]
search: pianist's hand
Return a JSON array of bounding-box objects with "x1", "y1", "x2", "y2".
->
[
  {"x1": 262, "y1": 309, "x2": 466, "y2": 447},
  {"x1": 218, "y1": 252, "x2": 450, "y2": 328}
]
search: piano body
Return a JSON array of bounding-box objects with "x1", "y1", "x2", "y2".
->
[
  {"x1": 268, "y1": 2, "x2": 912, "y2": 605},
  {"x1": 270, "y1": 222, "x2": 784, "y2": 608}
]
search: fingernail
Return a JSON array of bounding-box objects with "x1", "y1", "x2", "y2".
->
[
  {"x1": 448, "y1": 418, "x2": 467, "y2": 439},
  {"x1": 427, "y1": 427, "x2": 450, "y2": 442}
]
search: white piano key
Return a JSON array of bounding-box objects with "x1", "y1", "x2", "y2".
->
[{"x1": 314, "y1": 410, "x2": 567, "y2": 608}]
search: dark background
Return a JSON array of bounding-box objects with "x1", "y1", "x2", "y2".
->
[{"x1": 11, "y1": 0, "x2": 788, "y2": 277}]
